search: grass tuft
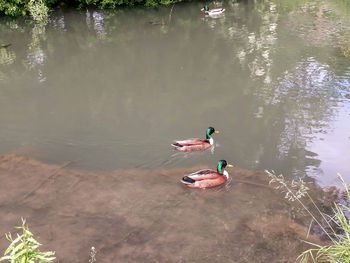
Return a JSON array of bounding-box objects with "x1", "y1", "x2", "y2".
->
[{"x1": 266, "y1": 171, "x2": 350, "y2": 263}]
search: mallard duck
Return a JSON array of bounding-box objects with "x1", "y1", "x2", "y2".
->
[
  {"x1": 201, "y1": 6, "x2": 225, "y2": 16},
  {"x1": 181, "y1": 160, "x2": 233, "y2": 189},
  {"x1": 171, "y1": 127, "x2": 219, "y2": 152}
]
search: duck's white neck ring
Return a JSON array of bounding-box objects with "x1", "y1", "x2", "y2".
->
[
  {"x1": 223, "y1": 170, "x2": 229, "y2": 179},
  {"x1": 209, "y1": 137, "x2": 214, "y2": 145}
]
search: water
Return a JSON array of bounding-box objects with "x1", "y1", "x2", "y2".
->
[
  {"x1": 1, "y1": 1, "x2": 350, "y2": 186},
  {"x1": 1, "y1": 0, "x2": 350, "y2": 261}
]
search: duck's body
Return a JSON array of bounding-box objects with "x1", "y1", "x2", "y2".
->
[
  {"x1": 171, "y1": 127, "x2": 218, "y2": 152},
  {"x1": 171, "y1": 137, "x2": 213, "y2": 152},
  {"x1": 181, "y1": 169, "x2": 227, "y2": 188},
  {"x1": 205, "y1": 8, "x2": 225, "y2": 16},
  {"x1": 201, "y1": 6, "x2": 225, "y2": 16},
  {"x1": 181, "y1": 160, "x2": 233, "y2": 189}
]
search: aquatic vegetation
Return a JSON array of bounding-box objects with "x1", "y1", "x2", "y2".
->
[
  {"x1": 0, "y1": 218, "x2": 55, "y2": 263},
  {"x1": 267, "y1": 171, "x2": 350, "y2": 263}
]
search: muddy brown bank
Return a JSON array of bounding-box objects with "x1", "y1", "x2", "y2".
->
[{"x1": 0, "y1": 154, "x2": 325, "y2": 263}]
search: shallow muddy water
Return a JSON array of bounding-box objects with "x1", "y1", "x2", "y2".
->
[
  {"x1": 0, "y1": 155, "x2": 329, "y2": 263},
  {"x1": 0, "y1": 0, "x2": 350, "y2": 185}
]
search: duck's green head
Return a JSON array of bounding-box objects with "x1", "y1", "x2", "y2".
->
[
  {"x1": 217, "y1": 160, "x2": 234, "y2": 174},
  {"x1": 206, "y1": 127, "x2": 219, "y2": 139},
  {"x1": 204, "y1": 5, "x2": 209, "y2": 11}
]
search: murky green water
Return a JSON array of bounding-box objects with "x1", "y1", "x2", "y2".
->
[{"x1": 1, "y1": 0, "x2": 350, "y2": 185}]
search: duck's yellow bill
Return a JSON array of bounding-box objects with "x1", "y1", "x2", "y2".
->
[
  {"x1": 214, "y1": 130, "x2": 220, "y2": 134},
  {"x1": 226, "y1": 164, "x2": 234, "y2": 168}
]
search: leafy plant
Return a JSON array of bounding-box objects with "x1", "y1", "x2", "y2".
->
[
  {"x1": 89, "y1": 246, "x2": 97, "y2": 263},
  {"x1": 0, "y1": 0, "x2": 28, "y2": 16},
  {"x1": 0, "y1": 0, "x2": 182, "y2": 17},
  {"x1": 28, "y1": 0, "x2": 49, "y2": 22},
  {"x1": 0, "y1": 218, "x2": 55, "y2": 263}
]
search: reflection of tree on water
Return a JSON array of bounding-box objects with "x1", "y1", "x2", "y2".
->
[
  {"x1": 263, "y1": 59, "x2": 339, "y2": 178},
  {"x1": 0, "y1": 47, "x2": 15, "y2": 65},
  {"x1": 0, "y1": 0, "x2": 349, "y2": 180},
  {"x1": 254, "y1": 1, "x2": 346, "y2": 179},
  {"x1": 0, "y1": 20, "x2": 19, "y2": 80},
  {"x1": 48, "y1": 1, "x2": 348, "y2": 178},
  {"x1": 51, "y1": 15, "x2": 66, "y2": 31},
  {"x1": 26, "y1": 21, "x2": 48, "y2": 82},
  {"x1": 0, "y1": 18, "x2": 50, "y2": 82},
  {"x1": 201, "y1": 0, "x2": 346, "y2": 179},
  {"x1": 0, "y1": 48, "x2": 16, "y2": 80},
  {"x1": 86, "y1": 10, "x2": 107, "y2": 39}
]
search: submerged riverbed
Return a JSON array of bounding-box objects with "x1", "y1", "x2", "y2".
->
[
  {"x1": 0, "y1": 0, "x2": 350, "y2": 261},
  {"x1": 0, "y1": 154, "x2": 331, "y2": 263}
]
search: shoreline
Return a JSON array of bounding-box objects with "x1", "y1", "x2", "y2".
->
[{"x1": 0, "y1": 0, "x2": 196, "y2": 18}]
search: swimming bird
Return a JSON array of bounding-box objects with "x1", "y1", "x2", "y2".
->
[
  {"x1": 171, "y1": 127, "x2": 219, "y2": 152},
  {"x1": 201, "y1": 6, "x2": 225, "y2": 16},
  {"x1": 181, "y1": 160, "x2": 233, "y2": 189}
]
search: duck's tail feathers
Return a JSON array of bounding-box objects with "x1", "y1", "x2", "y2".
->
[
  {"x1": 171, "y1": 142, "x2": 183, "y2": 148},
  {"x1": 181, "y1": 176, "x2": 195, "y2": 185}
]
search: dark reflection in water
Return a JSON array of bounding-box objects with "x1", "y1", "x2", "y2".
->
[{"x1": 0, "y1": 0, "x2": 350, "y2": 185}]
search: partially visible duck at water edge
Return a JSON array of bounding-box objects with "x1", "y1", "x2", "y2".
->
[
  {"x1": 201, "y1": 6, "x2": 225, "y2": 17},
  {"x1": 181, "y1": 160, "x2": 234, "y2": 189},
  {"x1": 171, "y1": 127, "x2": 219, "y2": 152}
]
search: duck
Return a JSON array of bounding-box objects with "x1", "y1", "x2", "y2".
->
[
  {"x1": 201, "y1": 6, "x2": 225, "y2": 16},
  {"x1": 171, "y1": 127, "x2": 219, "y2": 152},
  {"x1": 181, "y1": 160, "x2": 233, "y2": 189}
]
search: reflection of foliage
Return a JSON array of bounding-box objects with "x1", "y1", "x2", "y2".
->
[
  {"x1": 0, "y1": 0, "x2": 349, "y2": 178},
  {"x1": 26, "y1": 21, "x2": 47, "y2": 70},
  {"x1": 78, "y1": 0, "x2": 176, "y2": 8},
  {"x1": 272, "y1": 59, "x2": 338, "y2": 157},
  {"x1": 0, "y1": 19, "x2": 26, "y2": 81},
  {"x1": 339, "y1": 34, "x2": 350, "y2": 57},
  {"x1": 0, "y1": 48, "x2": 16, "y2": 65},
  {"x1": 269, "y1": 0, "x2": 318, "y2": 13},
  {"x1": 24, "y1": 20, "x2": 48, "y2": 83}
]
